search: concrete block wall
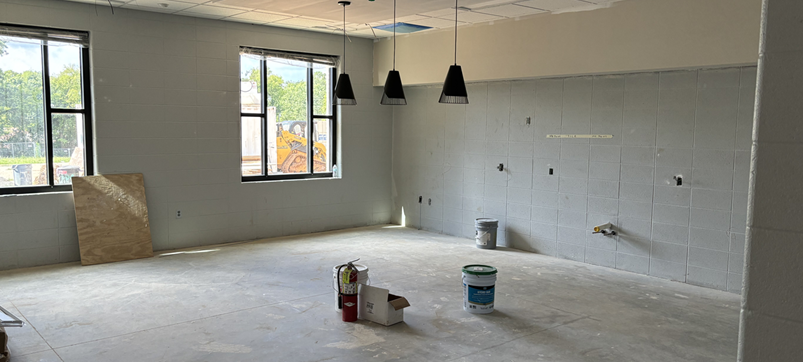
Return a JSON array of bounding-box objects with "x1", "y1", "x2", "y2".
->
[
  {"x1": 0, "y1": 0, "x2": 392, "y2": 271},
  {"x1": 391, "y1": 67, "x2": 756, "y2": 292},
  {"x1": 739, "y1": 0, "x2": 803, "y2": 359}
]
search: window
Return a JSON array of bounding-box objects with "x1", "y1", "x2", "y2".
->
[
  {"x1": 0, "y1": 24, "x2": 93, "y2": 194},
  {"x1": 240, "y1": 47, "x2": 337, "y2": 181}
]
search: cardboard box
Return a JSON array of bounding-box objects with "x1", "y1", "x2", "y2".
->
[{"x1": 358, "y1": 284, "x2": 410, "y2": 326}]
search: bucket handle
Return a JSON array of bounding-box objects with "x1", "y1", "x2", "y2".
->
[{"x1": 476, "y1": 230, "x2": 491, "y2": 246}]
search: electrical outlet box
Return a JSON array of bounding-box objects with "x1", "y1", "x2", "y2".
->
[{"x1": 176, "y1": 210, "x2": 182, "y2": 219}]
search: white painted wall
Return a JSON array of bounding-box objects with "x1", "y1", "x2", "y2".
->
[
  {"x1": 739, "y1": 0, "x2": 803, "y2": 359},
  {"x1": 374, "y1": 0, "x2": 762, "y2": 86},
  {"x1": 0, "y1": 0, "x2": 392, "y2": 270},
  {"x1": 392, "y1": 66, "x2": 755, "y2": 292}
]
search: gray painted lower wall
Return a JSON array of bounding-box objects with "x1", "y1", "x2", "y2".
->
[
  {"x1": 0, "y1": 0, "x2": 393, "y2": 271},
  {"x1": 739, "y1": 0, "x2": 803, "y2": 360},
  {"x1": 391, "y1": 67, "x2": 756, "y2": 293}
]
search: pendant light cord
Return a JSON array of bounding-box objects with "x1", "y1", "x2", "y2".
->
[
  {"x1": 393, "y1": 0, "x2": 396, "y2": 70},
  {"x1": 343, "y1": 4, "x2": 346, "y2": 75},
  {"x1": 454, "y1": 0, "x2": 458, "y2": 65}
]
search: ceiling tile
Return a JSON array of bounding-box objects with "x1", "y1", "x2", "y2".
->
[
  {"x1": 395, "y1": 14, "x2": 431, "y2": 23},
  {"x1": 474, "y1": 4, "x2": 546, "y2": 17},
  {"x1": 121, "y1": 5, "x2": 176, "y2": 14},
  {"x1": 68, "y1": 0, "x2": 127, "y2": 5},
  {"x1": 439, "y1": 11, "x2": 504, "y2": 23},
  {"x1": 307, "y1": 26, "x2": 344, "y2": 35},
  {"x1": 273, "y1": 17, "x2": 332, "y2": 28},
  {"x1": 228, "y1": 11, "x2": 292, "y2": 24},
  {"x1": 176, "y1": 12, "x2": 227, "y2": 19},
  {"x1": 179, "y1": 4, "x2": 248, "y2": 17},
  {"x1": 515, "y1": 0, "x2": 589, "y2": 11},
  {"x1": 408, "y1": 17, "x2": 468, "y2": 29},
  {"x1": 156, "y1": 0, "x2": 208, "y2": 3},
  {"x1": 468, "y1": 0, "x2": 522, "y2": 9},
  {"x1": 323, "y1": 22, "x2": 362, "y2": 31},
  {"x1": 122, "y1": 0, "x2": 196, "y2": 12},
  {"x1": 419, "y1": 8, "x2": 467, "y2": 18},
  {"x1": 367, "y1": 20, "x2": 394, "y2": 28},
  {"x1": 349, "y1": 28, "x2": 382, "y2": 38},
  {"x1": 303, "y1": 26, "x2": 374, "y2": 39}
]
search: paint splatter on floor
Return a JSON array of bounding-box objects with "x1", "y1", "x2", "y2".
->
[
  {"x1": 194, "y1": 342, "x2": 252, "y2": 353},
  {"x1": 325, "y1": 324, "x2": 385, "y2": 349}
]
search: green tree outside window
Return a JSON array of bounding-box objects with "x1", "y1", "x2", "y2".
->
[{"x1": 243, "y1": 67, "x2": 329, "y2": 122}]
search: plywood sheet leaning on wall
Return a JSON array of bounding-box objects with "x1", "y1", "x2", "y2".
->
[{"x1": 72, "y1": 173, "x2": 153, "y2": 266}]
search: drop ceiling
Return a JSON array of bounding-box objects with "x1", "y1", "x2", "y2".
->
[{"x1": 64, "y1": 0, "x2": 625, "y2": 38}]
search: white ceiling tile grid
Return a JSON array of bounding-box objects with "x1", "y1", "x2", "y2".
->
[
  {"x1": 60, "y1": 0, "x2": 625, "y2": 38},
  {"x1": 122, "y1": 0, "x2": 197, "y2": 12},
  {"x1": 515, "y1": 0, "x2": 592, "y2": 11},
  {"x1": 227, "y1": 11, "x2": 293, "y2": 24},
  {"x1": 474, "y1": 4, "x2": 546, "y2": 17},
  {"x1": 439, "y1": 11, "x2": 504, "y2": 23},
  {"x1": 177, "y1": 4, "x2": 248, "y2": 17}
]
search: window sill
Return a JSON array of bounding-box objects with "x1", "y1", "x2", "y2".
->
[
  {"x1": 241, "y1": 173, "x2": 339, "y2": 184},
  {"x1": 0, "y1": 186, "x2": 73, "y2": 197}
]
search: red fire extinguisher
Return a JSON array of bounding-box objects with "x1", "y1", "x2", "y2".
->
[{"x1": 338, "y1": 262, "x2": 359, "y2": 322}]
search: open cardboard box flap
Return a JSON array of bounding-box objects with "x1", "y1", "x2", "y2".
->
[
  {"x1": 359, "y1": 284, "x2": 410, "y2": 326},
  {"x1": 388, "y1": 294, "x2": 410, "y2": 311}
]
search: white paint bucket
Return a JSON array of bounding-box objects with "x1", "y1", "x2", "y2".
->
[
  {"x1": 462, "y1": 264, "x2": 497, "y2": 314},
  {"x1": 332, "y1": 264, "x2": 369, "y2": 311},
  {"x1": 474, "y1": 218, "x2": 498, "y2": 249}
]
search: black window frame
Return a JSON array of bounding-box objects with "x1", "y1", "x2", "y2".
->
[
  {"x1": 240, "y1": 49, "x2": 338, "y2": 182},
  {"x1": 0, "y1": 24, "x2": 94, "y2": 195}
]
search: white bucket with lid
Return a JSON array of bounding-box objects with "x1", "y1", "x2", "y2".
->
[
  {"x1": 475, "y1": 218, "x2": 498, "y2": 249},
  {"x1": 462, "y1": 264, "x2": 497, "y2": 314},
  {"x1": 332, "y1": 264, "x2": 369, "y2": 311}
]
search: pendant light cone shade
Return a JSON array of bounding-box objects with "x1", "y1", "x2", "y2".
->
[
  {"x1": 381, "y1": 70, "x2": 407, "y2": 105},
  {"x1": 381, "y1": 0, "x2": 406, "y2": 105},
  {"x1": 439, "y1": 65, "x2": 468, "y2": 104},
  {"x1": 336, "y1": 1, "x2": 356, "y2": 105},
  {"x1": 439, "y1": 0, "x2": 468, "y2": 104},
  {"x1": 335, "y1": 73, "x2": 356, "y2": 105}
]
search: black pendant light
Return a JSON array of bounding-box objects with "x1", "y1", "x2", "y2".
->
[
  {"x1": 335, "y1": 1, "x2": 356, "y2": 105},
  {"x1": 380, "y1": 0, "x2": 407, "y2": 105},
  {"x1": 439, "y1": 0, "x2": 468, "y2": 104}
]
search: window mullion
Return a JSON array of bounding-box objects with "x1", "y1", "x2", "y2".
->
[
  {"x1": 81, "y1": 47, "x2": 94, "y2": 177},
  {"x1": 330, "y1": 67, "x2": 337, "y2": 172},
  {"x1": 261, "y1": 60, "x2": 269, "y2": 177},
  {"x1": 41, "y1": 45, "x2": 55, "y2": 188},
  {"x1": 48, "y1": 108, "x2": 83, "y2": 114},
  {"x1": 307, "y1": 66, "x2": 313, "y2": 174}
]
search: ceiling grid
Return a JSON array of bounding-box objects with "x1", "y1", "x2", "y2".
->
[{"x1": 64, "y1": 0, "x2": 625, "y2": 38}]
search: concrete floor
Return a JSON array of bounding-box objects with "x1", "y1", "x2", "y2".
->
[{"x1": 0, "y1": 226, "x2": 740, "y2": 362}]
